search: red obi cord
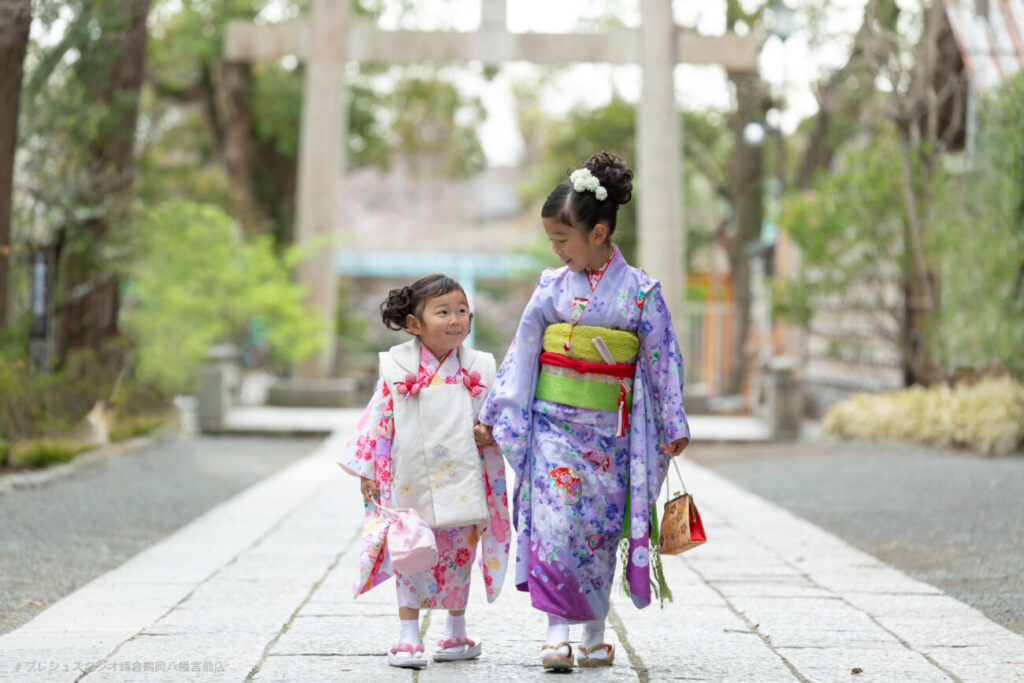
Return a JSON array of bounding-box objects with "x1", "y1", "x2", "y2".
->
[
  {"x1": 538, "y1": 352, "x2": 635, "y2": 437},
  {"x1": 538, "y1": 351, "x2": 635, "y2": 378}
]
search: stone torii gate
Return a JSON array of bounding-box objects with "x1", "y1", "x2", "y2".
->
[{"x1": 226, "y1": 0, "x2": 757, "y2": 379}]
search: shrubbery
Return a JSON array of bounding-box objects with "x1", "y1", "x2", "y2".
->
[
  {"x1": 12, "y1": 439, "x2": 92, "y2": 469},
  {"x1": 1, "y1": 200, "x2": 320, "y2": 469},
  {"x1": 122, "y1": 200, "x2": 324, "y2": 393},
  {"x1": 0, "y1": 344, "x2": 119, "y2": 445},
  {"x1": 822, "y1": 378, "x2": 1024, "y2": 456},
  {"x1": 0, "y1": 340, "x2": 172, "y2": 468}
]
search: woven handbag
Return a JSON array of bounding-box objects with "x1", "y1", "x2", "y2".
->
[{"x1": 659, "y1": 458, "x2": 706, "y2": 555}]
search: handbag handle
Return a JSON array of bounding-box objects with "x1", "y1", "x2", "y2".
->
[{"x1": 665, "y1": 456, "x2": 689, "y2": 503}]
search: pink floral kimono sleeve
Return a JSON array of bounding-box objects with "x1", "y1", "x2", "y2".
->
[
  {"x1": 338, "y1": 379, "x2": 398, "y2": 596},
  {"x1": 338, "y1": 379, "x2": 395, "y2": 486}
]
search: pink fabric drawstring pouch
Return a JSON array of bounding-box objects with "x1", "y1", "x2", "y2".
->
[{"x1": 375, "y1": 503, "x2": 438, "y2": 575}]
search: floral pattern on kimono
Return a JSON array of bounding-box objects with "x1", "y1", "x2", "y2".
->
[
  {"x1": 339, "y1": 344, "x2": 511, "y2": 608},
  {"x1": 479, "y1": 246, "x2": 689, "y2": 621}
]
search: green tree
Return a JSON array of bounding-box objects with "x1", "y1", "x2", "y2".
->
[
  {"x1": 775, "y1": 126, "x2": 910, "y2": 366},
  {"x1": 777, "y1": 90, "x2": 1024, "y2": 384},
  {"x1": 144, "y1": 0, "x2": 308, "y2": 243},
  {"x1": 774, "y1": 0, "x2": 998, "y2": 386},
  {"x1": 385, "y1": 70, "x2": 487, "y2": 179},
  {"x1": 0, "y1": 0, "x2": 32, "y2": 328},
  {"x1": 122, "y1": 200, "x2": 323, "y2": 392},
  {"x1": 142, "y1": 1, "x2": 486, "y2": 246},
  {"x1": 931, "y1": 73, "x2": 1024, "y2": 377},
  {"x1": 19, "y1": 0, "x2": 152, "y2": 362}
]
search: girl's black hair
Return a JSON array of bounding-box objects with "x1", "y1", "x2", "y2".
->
[
  {"x1": 541, "y1": 151, "x2": 634, "y2": 236},
  {"x1": 380, "y1": 273, "x2": 468, "y2": 332}
]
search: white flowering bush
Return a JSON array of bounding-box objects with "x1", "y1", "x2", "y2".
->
[{"x1": 822, "y1": 378, "x2": 1024, "y2": 456}]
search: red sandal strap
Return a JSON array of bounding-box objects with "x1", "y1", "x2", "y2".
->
[
  {"x1": 389, "y1": 642, "x2": 424, "y2": 655},
  {"x1": 437, "y1": 636, "x2": 476, "y2": 649}
]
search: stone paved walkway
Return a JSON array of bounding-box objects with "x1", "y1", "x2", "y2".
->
[{"x1": 1, "y1": 412, "x2": 1021, "y2": 682}]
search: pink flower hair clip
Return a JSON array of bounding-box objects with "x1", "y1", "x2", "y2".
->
[
  {"x1": 394, "y1": 372, "x2": 423, "y2": 399},
  {"x1": 462, "y1": 370, "x2": 486, "y2": 397}
]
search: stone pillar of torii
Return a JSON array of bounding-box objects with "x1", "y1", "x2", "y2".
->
[{"x1": 226, "y1": 0, "x2": 757, "y2": 379}]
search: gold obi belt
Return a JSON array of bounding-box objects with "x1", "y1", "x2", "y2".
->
[{"x1": 535, "y1": 325, "x2": 639, "y2": 434}]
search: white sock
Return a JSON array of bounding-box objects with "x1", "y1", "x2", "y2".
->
[
  {"x1": 398, "y1": 618, "x2": 421, "y2": 652},
  {"x1": 581, "y1": 620, "x2": 608, "y2": 660},
  {"x1": 540, "y1": 614, "x2": 570, "y2": 661},
  {"x1": 446, "y1": 614, "x2": 467, "y2": 639}
]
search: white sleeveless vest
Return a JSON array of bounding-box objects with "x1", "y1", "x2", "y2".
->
[{"x1": 381, "y1": 340, "x2": 496, "y2": 529}]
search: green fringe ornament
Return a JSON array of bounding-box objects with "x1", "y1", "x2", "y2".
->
[{"x1": 617, "y1": 486, "x2": 673, "y2": 607}]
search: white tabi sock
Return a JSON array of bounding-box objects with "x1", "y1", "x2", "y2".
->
[
  {"x1": 581, "y1": 620, "x2": 608, "y2": 661},
  {"x1": 443, "y1": 614, "x2": 468, "y2": 652},
  {"x1": 396, "y1": 618, "x2": 421, "y2": 658},
  {"x1": 540, "y1": 615, "x2": 570, "y2": 662}
]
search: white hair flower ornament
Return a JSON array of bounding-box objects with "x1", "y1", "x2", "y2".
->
[{"x1": 569, "y1": 168, "x2": 608, "y2": 201}]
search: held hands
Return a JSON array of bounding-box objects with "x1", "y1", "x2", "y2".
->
[
  {"x1": 360, "y1": 477, "x2": 380, "y2": 504},
  {"x1": 659, "y1": 436, "x2": 690, "y2": 457},
  {"x1": 473, "y1": 422, "x2": 496, "y2": 447}
]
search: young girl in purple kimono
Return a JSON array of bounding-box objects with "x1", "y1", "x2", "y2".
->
[
  {"x1": 338, "y1": 274, "x2": 511, "y2": 670},
  {"x1": 477, "y1": 152, "x2": 690, "y2": 670}
]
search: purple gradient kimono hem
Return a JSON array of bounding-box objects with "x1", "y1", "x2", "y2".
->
[{"x1": 480, "y1": 247, "x2": 690, "y2": 621}]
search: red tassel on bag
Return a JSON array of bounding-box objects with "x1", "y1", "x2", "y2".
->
[{"x1": 615, "y1": 384, "x2": 630, "y2": 438}]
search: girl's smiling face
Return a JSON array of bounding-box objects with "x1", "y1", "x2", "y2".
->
[
  {"x1": 405, "y1": 289, "x2": 471, "y2": 358},
  {"x1": 543, "y1": 217, "x2": 613, "y2": 272}
]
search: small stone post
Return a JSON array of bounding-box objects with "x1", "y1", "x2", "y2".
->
[
  {"x1": 198, "y1": 343, "x2": 240, "y2": 433},
  {"x1": 766, "y1": 355, "x2": 801, "y2": 440}
]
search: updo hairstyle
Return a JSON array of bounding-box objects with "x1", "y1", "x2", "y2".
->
[{"x1": 541, "y1": 151, "x2": 634, "y2": 236}]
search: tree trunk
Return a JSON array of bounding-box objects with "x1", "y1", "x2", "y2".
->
[
  {"x1": 895, "y1": 2, "x2": 945, "y2": 386},
  {"x1": 218, "y1": 61, "x2": 263, "y2": 235},
  {"x1": 55, "y1": 0, "x2": 151, "y2": 361},
  {"x1": 724, "y1": 69, "x2": 767, "y2": 395},
  {"x1": 150, "y1": 59, "x2": 288, "y2": 242},
  {"x1": 0, "y1": 0, "x2": 32, "y2": 328}
]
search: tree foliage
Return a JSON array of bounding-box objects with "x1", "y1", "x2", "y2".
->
[
  {"x1": 931, "y1": 73, "x2": 1024, "y2": 377},
  {"x1": 141, "y1": 0, "x2": 486, "y2": 245},
  {"x1": 777, "y1": 72, "x2": 1024, "y2": 381},
  {"x1": 122, "y1": 200, "x2": 323, "y2": 393},
  {"x1": 16, "y1": 0, "x2": 150, "y2": 361},
  {"x1": 775, "y1": 125, "x2": 910, "y2": 352}
]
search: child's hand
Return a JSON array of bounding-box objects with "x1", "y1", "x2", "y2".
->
[
  {"x1": 360, "y1": 477, "x2": 380, "y2": 504},
  {"x1": 659, "y1": 437, "x2": 690, "y2": 457},
  {"x1": 474, "y1": 422, "x2": 496, "y2": 447}
]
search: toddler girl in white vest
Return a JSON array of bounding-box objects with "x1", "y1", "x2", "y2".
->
[{"x1": 338, "y1": 274, "x2": 511, "y2": 670}]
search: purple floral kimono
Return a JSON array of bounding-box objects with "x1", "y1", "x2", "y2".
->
[{"x1": 479, "y1": 247, "x2": 689, "y2": 621}]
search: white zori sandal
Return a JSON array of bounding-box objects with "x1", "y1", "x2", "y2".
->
[
  {"x1": 433, "y1": 636, "x2": 482, "y2": 661},
  {"x1": 387, "y1": 642, "x2": 427, "y2": 669}
]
